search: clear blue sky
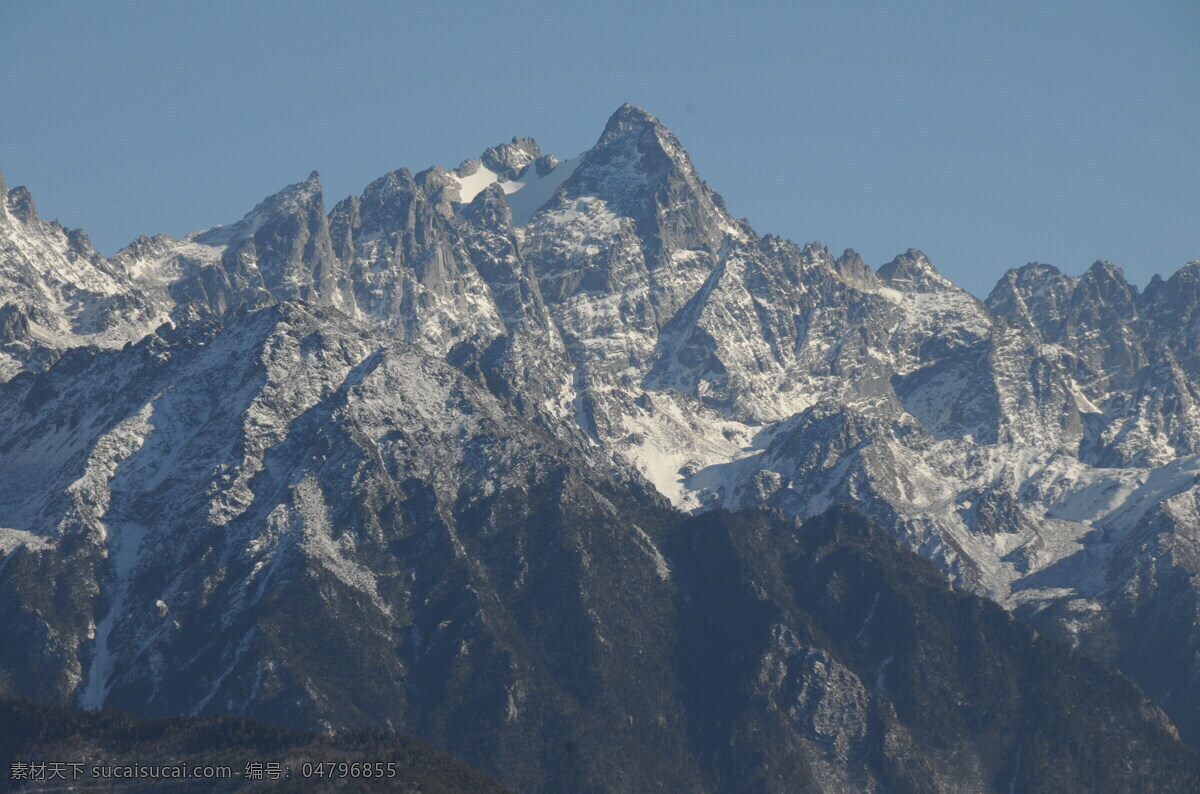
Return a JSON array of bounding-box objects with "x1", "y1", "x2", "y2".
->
[{"x1": 2, "y1": 0, "x2": 1197, "y2": 296}]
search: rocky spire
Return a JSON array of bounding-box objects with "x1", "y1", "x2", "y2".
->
[
  {"x1": 195, "y1": 171, "x2": 346, "y2": 308},
  {"x1": 6, "y1": 185, "x2": 38, "y2": 224},
  {"x1": 833, "y1": 247, "x2": 879, "y2": 289}
]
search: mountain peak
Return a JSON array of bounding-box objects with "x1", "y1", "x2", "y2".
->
[
  {"x1": 877, "y1": 248, "x2": 952, "y2": 291},
  {"x1": 591, "y1": 104, "x2": 680, "y2": 165},
  {"x1": 1079, "y1": 259, "x2": 1134, "y2": 296},
  {"x1": 248, "y1": 172, "x2": 324, "y2": 217},
  {"x1": 194, "y1": 171, "x2": 327, "y2": 249},
  {"x1": 1084, "y1": 259, "x2": 1125, "y2": 280},
  {"x1": 1014, "y1": 261, "x2": 1063, "y2": 277},
  {"x1": 984, "y1": 261, "x2": 1077, "y2": 333},
  {"x1": 1068, "y1": 259, "x2": 1140, "y2": 321},
  {"x1": 990, "y1": 262, "x2": 1074, "y2": 294},
  {"x1": 589, "y1": 104, "x2": 674, "y2": 166},
  {"x1": 481, "y1": 137, "x2": 541, "y2": 180},
  {"x1": 560, "y1": 104, "x2": 715, "y2": 220},
  {"x1": 833, "y1": 247, "x2": 878, "y2": 288},
  {"x1": 1148, "y1": 260, "x2": 1200, "y2": 303},
  {"x1": 1176, "y1": 260, "x2": 1200, "y2": 281},
  {"x1": 602, "y1": 104, "x2": 662, "y2": 137},
  {"x1": 6, "y1": 185, "x2": 39, "y2": 224}
]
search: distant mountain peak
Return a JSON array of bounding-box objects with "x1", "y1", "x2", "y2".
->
[
  {"x1": 833, "y1": 247, "x2": 879, "y2": 288},
  {"x1": 1084, "y1": 258, "x2": 1127, "y2": 280},
  {"x1": 5, "y1": 185, "x2": 38, "y2": 224},
  {"x1": 250, "y1": 172, "x2": 325, "y2": 217},
  {"x1": 600, "y1": 103, "x2": 663, "y2": 138},
  {"x1": 549, "y1": 103, "x2": 734, "y2": 244},
  {"x1": 1012, "y1": 261, "x2": 1067, "y2": 280},
  {"x1": 481, "y1": 136, "x2": 542, "y2": 180},
  {"x1": 196, "y1": 171, "x2": 327, "y2": 246},
  {"x1": 1171, "y1": 260, "x2": 1200, "y2": 284},
  {"x1": 588, "y1": 103, "x2": 683, "y2": 170},
  {"x1": 877, "y1": 248, "x2": 952, "y2": 291},
  {"x1": 1076, "y1": 259, "x2": 1137, "y2": 305}
]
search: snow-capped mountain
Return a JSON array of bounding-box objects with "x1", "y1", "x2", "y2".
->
[
  {"x1": 3, "y1": 104, "x2": 1200, "y2": 790},
  {"x1": 0, "y1": 174, "x2": 171, "y2": 380}
]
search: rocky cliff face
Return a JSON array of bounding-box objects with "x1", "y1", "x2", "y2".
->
[
  {"x1": 0, "y1": 175, "x2": 170, "y2": 380},
  {"x1": 2, "y1": 105, "x2": 1200, "y2": 790}
]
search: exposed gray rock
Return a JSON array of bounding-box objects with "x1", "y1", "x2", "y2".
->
[{"x1": 4, "y1": 105, "x2": 1200, "y2": 790}]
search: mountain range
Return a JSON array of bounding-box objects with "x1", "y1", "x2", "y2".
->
[{"x1": 2, "y1": 104, "x2": 1199, "y2": 791}]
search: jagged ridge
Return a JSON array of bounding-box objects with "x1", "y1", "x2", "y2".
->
[{"x1": 3, "y1": 105, "x2": 1200, "y2": 789}]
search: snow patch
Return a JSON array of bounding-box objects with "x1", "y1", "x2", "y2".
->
[
  {"x1": 449, "y1": 163, "x2": 523, "y2": 204},
  {"x1": 79, "y1": 522, "x2": 149, "y2": 711},
  {"x1": 631, "y1": 525, "x2": 671, "y2": 580},
  {"x1": 0, "y1": 527, "x2": 53, "y2": 555},
  {"x1": 292, "y1": 476, "x2": 392, "y2": 617},
  {"x1": 875, "y1": 655, "x2": 893, "y2": 690},
  {"x1": 505, "y1": 155, "x2": 583, "y2": 225}
]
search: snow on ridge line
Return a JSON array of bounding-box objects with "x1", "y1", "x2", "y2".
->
[
  {"x1": 451, "y1": 164, "x2": 521, "y2": 204},
  {"x1": 448, "y1": 154, "x2": 584, "y2": 225},
  {"x1": 506, "y1": 156, "x2": 582, "y2": 225}
]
